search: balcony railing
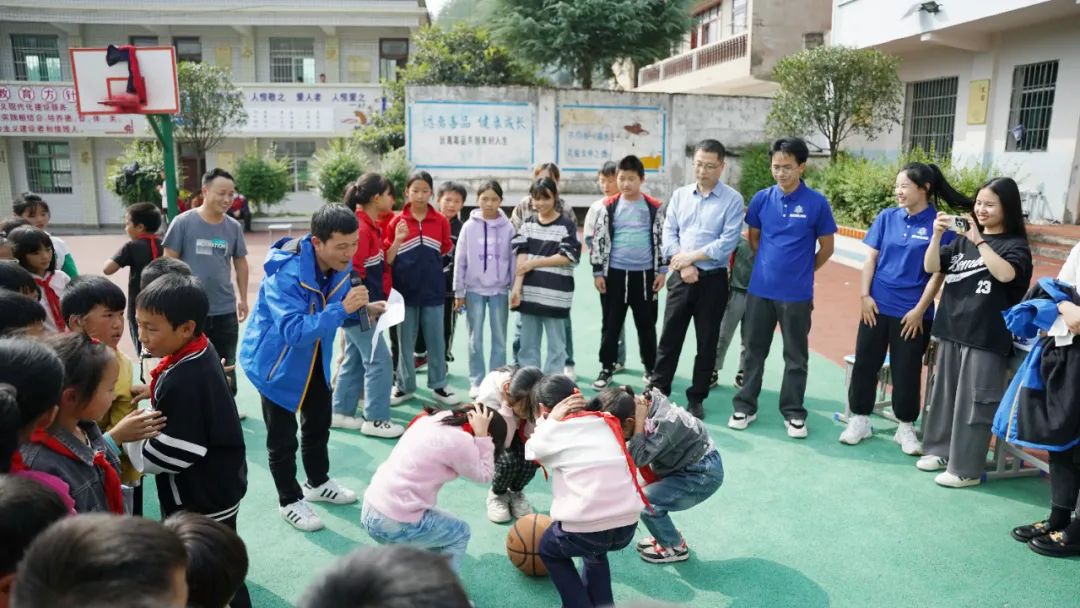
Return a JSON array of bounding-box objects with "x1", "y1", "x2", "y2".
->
[{"x1": 638, "y1": 33, "x2": 748, "y2": 86}]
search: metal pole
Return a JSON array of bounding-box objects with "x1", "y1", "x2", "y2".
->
[{"x1": 152, "y1": 114, "x2": 180, "y2": 221}]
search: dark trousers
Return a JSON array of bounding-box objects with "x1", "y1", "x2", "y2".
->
[
  {"x1": 733, "y1": 295, "x2": 813, "y2": 420},
  {"x1": 262, "y1": 367, "x2": 331, "y2": 507},
  {"x1": 127, "y1": 307, "x2": 142, "y2": 354},
  {"x1": 444, "y1": 295, "x2": 457, "y2": 361},
  {"x1": 1050, "y1": 444, "x2": 1080, "y2": 513},
  {"x1": 600, "y1": 269, "x2": 657, "y2": 373},
  {"x1": 848, "y1": 314, "x2": 931, "y2": 423},
  {"x1": 219, "y1": 512, "x2": 252, "y2": 608},
  {"x1": 491, "y1": 434, "x2": 539, "y2": 495},
  {"x1": 204, "y1": 312, "x2": 240, "y2": 397},
  {"x1": 652, "y1": 270, "x2": 728, "y2": 404},
  {"x1": 539, "y1": 522, "x2": 636, "y2": 608}
]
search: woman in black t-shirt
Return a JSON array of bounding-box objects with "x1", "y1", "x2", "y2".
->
[{"x1": 919, "y1": 177, "x2": 1032, "y2": 488}]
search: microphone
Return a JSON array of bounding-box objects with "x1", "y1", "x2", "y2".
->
[{"x1": 350, "y1": 270, "x2": 362, "y2": 288}]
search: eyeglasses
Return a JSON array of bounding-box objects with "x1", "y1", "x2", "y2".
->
[{"x1": 693, "y1": 162, "x2": 721, "y2": 171}]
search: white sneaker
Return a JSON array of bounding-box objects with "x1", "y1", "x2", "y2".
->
[
  {"x1": 361, "y1": 419, "x2": 405, "y2": 438},
  {"x1": 893, "y1": 423, "x2": 922, "y2": 455},
  {"x1": 331, "y1": 413, "x2": 364, "y2": 430},
  {"x1": 508, "y1": 491, "x2": 534, "y2": 518},
  {"x1": 280, "y1": 499, "x2": 324, "y2": 532},
  {"x1": 728, "y1": 412, "x2": 757, "y2": 430},
  {"x1": 613, "y1": 363, "x2": 625, "y2": 373},
  {"x1": 390, "y1": 389, "x2": 414, "y2": 406},
  {"x1": 468, "y1": 385, "x2": 481, "y2": 399},
  {"x1": 433, "y1": 387, "x2": 460, "y2": 406},
  {"x1": 934, "y1": 471, "x2": 981, "y2": 488},
  {"x1": 303, "y1": 478, "x2": 358, "y2": 505},
  {"x1": 839, "y1": 415, "x2": 872, "y2": 445},
  {"x1": 564, "y1": 365, "x2": 575, "y2": 379},
  {"x1": 486, "y1": 489, "x2": 511, "y2": 523},
  {"x1": 916, "y1": 455, "x2": 948, "y2": 472},
  {"x1": 785, "y1": 419, "x2": 808, "y2": 439}
]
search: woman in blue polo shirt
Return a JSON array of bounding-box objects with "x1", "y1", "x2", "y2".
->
[{"x1": 840, "y1": 163, "x2": 966, "y2": 453}]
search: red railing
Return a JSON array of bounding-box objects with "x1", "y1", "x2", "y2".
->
[{"x1": 638, "y1": 33, "x2": 748, "y2": 86}]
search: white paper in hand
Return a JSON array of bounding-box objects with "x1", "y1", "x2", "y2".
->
[{"x1": 371, "y1": 289, "x2": 405, "y2": 363}]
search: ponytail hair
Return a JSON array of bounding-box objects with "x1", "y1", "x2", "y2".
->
[
  {"x1": 476, "y1": 180, "x2": 504, "y2": 201},
  {"x1": 585, "y1": 385, "x2": 636, "y2": 423},
  {"x1": 529, "y1": 374, "x2": 577, "y2": 415},
  {"x1": 979, "y1": 177, "x2": 1028, "y2": 239},
  {"x1": 901, "y1": 162, "x2": 972, "y2": 211},
  {"x1": 343, "y1": 173, "x2": 391, "y2": 212},
  {"x1": 0, "y1": 337, "x2": 64, "y2": 471},
  {"x1": 421, "y1": 403, "x2": 508, "y2": 452},
  {"x1": 533, "y1": 162, "x2": 561, "y2": 182},
  {"x1": 491, "y1": 365, "x2": 543, "y2": 422},
  {"x1": 42, "y1": 333, "x2": 115, "y2": 409}
]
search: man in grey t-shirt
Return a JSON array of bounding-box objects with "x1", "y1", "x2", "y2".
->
[{"x1": 163, "y1": 168, "x2": 249, "y2": 398}]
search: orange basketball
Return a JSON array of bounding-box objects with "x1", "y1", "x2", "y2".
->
[{"x1": 506, "y1": 513, "x2": 552, "y2": 576}]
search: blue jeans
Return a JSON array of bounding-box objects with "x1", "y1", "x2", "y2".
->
[
  {"x1": 397, "y1": 305, "x2": 447, "y2": 393},
  {"x1": 539, "y1": 522, "x2": 636, "y2": 608},
  {"x1": 641, "y1": 449, "x2": 724, "y2": 547},
  {"x1": 360, "y1": 503, "x2": 471, "y2": 572},
  {"x1": 518, "y1": 314, "x2": 567, "y2": 374},
  {"x1": 513, "y1": 314, "x2": 575, "y2": 367},
  {"x1": 464, "y1": 292, "x2": 509, "y2": 387},
  {"x1": 331, "y1": 325, "x2": 392, "y2": 422}
]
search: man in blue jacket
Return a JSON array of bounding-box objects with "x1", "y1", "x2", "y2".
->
[{"x1": 240, "y1": 203, "x2": 384, "y2": 532}]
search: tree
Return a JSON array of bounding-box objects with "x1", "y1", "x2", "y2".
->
[
  {"x1": 436, "y1": 0, "x2": 497, "y2": 25},
  {"x1": 310, "y1": 139, "x2": 370, "y2": 204},
  {"x1": 493, "y1": 0, "x2": 692, "y2": 89},
  {"x1": 109, "y1": 140, "x2": 166, "y2": 206},
  {"x1": 767, "y1": 46, "x2": 903, "y2": 162},
  {"x1": 357, "y1": 23, "x2": 542, "y2": 154},
  {"x1": 233, "y1": 152, "x2": 290, "y2": 214},
  {"x1": 174, "y1": 62, "x2": 247, "y2": 174}
]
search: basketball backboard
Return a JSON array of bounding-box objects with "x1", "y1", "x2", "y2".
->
[{"x1": 70, "y1": 46, "x2": 179, "y2": 115}]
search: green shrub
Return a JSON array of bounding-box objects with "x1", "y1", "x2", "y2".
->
[
  {"x1": 110, "y1": 140, "x2": 172, "y2": 207},
  {"x1": 379, "y1": 148, "x2": 413, "y2": 211},
  {"x1": 234, "y1": 151, "x2": 290, "y2": 214},
  {"x1": 310, "y1": 139, "x2": 370, "y2": 204},
  {"x1": 734, "y1": 143, "x2": 773, "y2": 202}
]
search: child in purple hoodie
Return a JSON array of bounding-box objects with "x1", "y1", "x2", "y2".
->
[{"x1": 453, "y1": 181, "x2": 516, "y2": 397}]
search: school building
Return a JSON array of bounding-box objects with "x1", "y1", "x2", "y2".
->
[
  {"x1": 0, "y1": 0, "x2": 429, "y2": 227},
  {"x1": 831, "y1": 0, "x2": 1080, "y2": 224}
]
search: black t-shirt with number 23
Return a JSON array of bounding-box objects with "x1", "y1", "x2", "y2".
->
[{"x1": 932, "y1": 233, "x2": 1033, "y2": 356}]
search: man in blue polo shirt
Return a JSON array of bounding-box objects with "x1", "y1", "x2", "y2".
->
[
  {"x1": 650, "y1": 139, "x2": 745, "y2": 419},
  {"x1": 730, "y1": 137, "x2": 836, "y2": 438}
]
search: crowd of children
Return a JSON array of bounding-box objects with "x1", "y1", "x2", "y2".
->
[{"x1": 0, "y1": 133, "x2": 1078, "y2": 608}]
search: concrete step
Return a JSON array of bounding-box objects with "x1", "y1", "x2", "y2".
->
[{"x1": 1031, "y1": 240, "x2": 1074, "y2": 262}]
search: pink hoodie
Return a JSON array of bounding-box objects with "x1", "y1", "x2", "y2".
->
[
  {"x1": 525, "y1": 415, "x2": 644, "y2": 533},
  {"x1": 474, "y1": 369, "x2": 534, "y2": 449},
  {"x1": 363, "y1": 411, "x2": 496, "y2": 524}
]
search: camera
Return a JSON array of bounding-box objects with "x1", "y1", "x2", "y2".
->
[{"x1": 950, "y1": 216, "x2": 970, "y2": 233}]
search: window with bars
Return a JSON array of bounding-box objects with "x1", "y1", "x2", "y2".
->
[
  {"x1": 24, "y1": 141, "x2": 73, "y2": 194},
  {"x1": 270, "y1": 38, "x2": 315, "y2": 83},
  {"x1": 903, "y1": 76, "x2": 958, "y2": 156},
  {"x1": 129, "y1": 36, "x2": 159, "y2": 47},
  {"x1": 274, "y1": 141, "x2": 316, "y2": 192},
  {"x1": 11, "y1": 34, "x2": 62, "y2": 82},
  {"x1": 1006, "y1": 60, "x2": 1058, "y2": 152},
  {"x1": 379, "y1": 39, "x2": 409, "y2": 81},
  {"x1": 694, "y1": 6, "x2": 722, "y2": 48},
  {"x1": 174, "y1": 37, "x2": 202, "y2": 63}
]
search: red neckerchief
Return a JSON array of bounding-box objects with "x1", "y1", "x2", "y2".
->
[
  {"x1": 28, "y1": 427, "x2": 124, "y2": 514},
  {"x1": 35, "y1": 272, "x2": 66, "y2": 330},
  {"x1": 137, "y1": 233, "x2": 161, "y2": 259},
  {"x1": 9, "y1": 450, "x2": 27, "y2": 472},
  {"x1": 407, "y1": 411, "x2": 475, "y2": 436},
  {"x1": 149, "y1": 333, "x2": 209, "y2": 405},
  {"x1": 562, "y1": 410, "x2": 653, "y2": 513}
]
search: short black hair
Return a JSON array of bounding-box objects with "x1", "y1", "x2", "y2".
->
[
  {"x1": 617, "y1": 155, "x2": 645, "y2": 178},
  {"x1": 139, "y1": 256, "x2": 192, "y2": 291},
  {"x1": 61, "y1": 275, "x2": 126, "y2": 324},
  {"x1": 476, "y1": 180, "x2": 504, "y2": 201},
  {"x1": 9, "y1": 226, "x2": 55, "y2": 274},
  {"x1": 694, "y1": 139, "x2": 727, "y2": 160},
  {"x1": 137, "y1": 274, "x2": 209, "y2": 335},
  {"x1": 203, "y1": 168, "x2": 235, "y2": 187},
  {"x1": 0, "y1": 216, "x2": 30, "y2": 236},
  {"x1": 437, "y1": 181, "x2": 468, "y2": 203},
  {"x1": 598, "y1": 161, "x2": 617, "y2": 177},
  {"x1": 530, "y1": 374, "x2": 578, "y2": 413},
  {"x1": 126, "y1": 202, "x2": 162, "y2": 234},
  {"x1": 405, "y1": 171, "x2": 434, "y2": 191},
  {"x1": 769, "y1": 137, "x2": 809, "y2": 165},
  {"x1": 12, "y1": 192, "x2": 49, "y2": 217},
  {"x1": 298, "y1": 545, "x2": 471, "y2": 608},
  {"x1": 0, "y1": 475, "x2": 69, "y2": 575},
  {"x1": 311, "y1": 203, "x2": 359, "y2": 243},
  {"x1": 0, "y1": 290, "x2": 46, "y2": 336},
  {"x1": 13, "y1": 514, "x2": 188, "y2": 608},
  {"x1": 529, "y1": 177, "x2": 558, "y2": 202},
  {"x1": 164, "y1": 512, "x2": 249, "y2": 608},
  {"x1": 0, "y1": 261, "x2": 38, "y2": 296}
]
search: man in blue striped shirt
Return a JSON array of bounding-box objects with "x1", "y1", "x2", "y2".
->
[{"x1": 649, "y1": 139, "x2": 745, "y2": 419}]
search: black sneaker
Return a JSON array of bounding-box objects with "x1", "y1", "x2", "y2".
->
[
  {"x1": 688, "y1": 401, "x2": 704, "y2": 420},
  {"x1": 433, "y1": 387, "x2": 460, "y2": 405},
  {"x1": 708, "y1": 370, "x2": 719, "y2": 388},
  {"x1": 592, "y1": 368, "x2": 615, "y2": 389},
  {"x1": 734, "y1": 370, "x2": 745, "y2": 388},
  {"x1": 446, "y1": 352, "x2": 455, "y2": 362}
]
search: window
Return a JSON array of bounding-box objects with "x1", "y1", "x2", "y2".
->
[
  {"x1": 24, "y1": 141, "x2": 73, "y2": 194},
  {"x1": 694, "y1": 6, "x2": 722, "y2": 48},
  {"x1": 379, "y1": 39, "x2": 409, "y2": 81},
  {"x1": 731, "y1": 0, "x2": 747, "y2": 35},
  {"x1": 270, "y1": 38, "x2": 315, "y2": 83},
  {"x1": 274, "y1": 141, "x2": 316, "y2": 192},
  {"x1": 1006, "y1": 60, "x2": 1058, "y2": 152},
  {"x1": 903, "y1": 76, "x2": 958, "y2": 156},
  {"x1": 129, "y1": 36, "x2": 159, "y2": 47},
  {"x1": 11, "y1": 34, "x2": 61, "y2": 82},
  {"x1": 174, "y1": 37, "x2": 202, "y2": 63}
]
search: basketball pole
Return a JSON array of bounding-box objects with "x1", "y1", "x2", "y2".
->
[{"x1": 146, "y1": 114, "x2": 179, "y2": 221}]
